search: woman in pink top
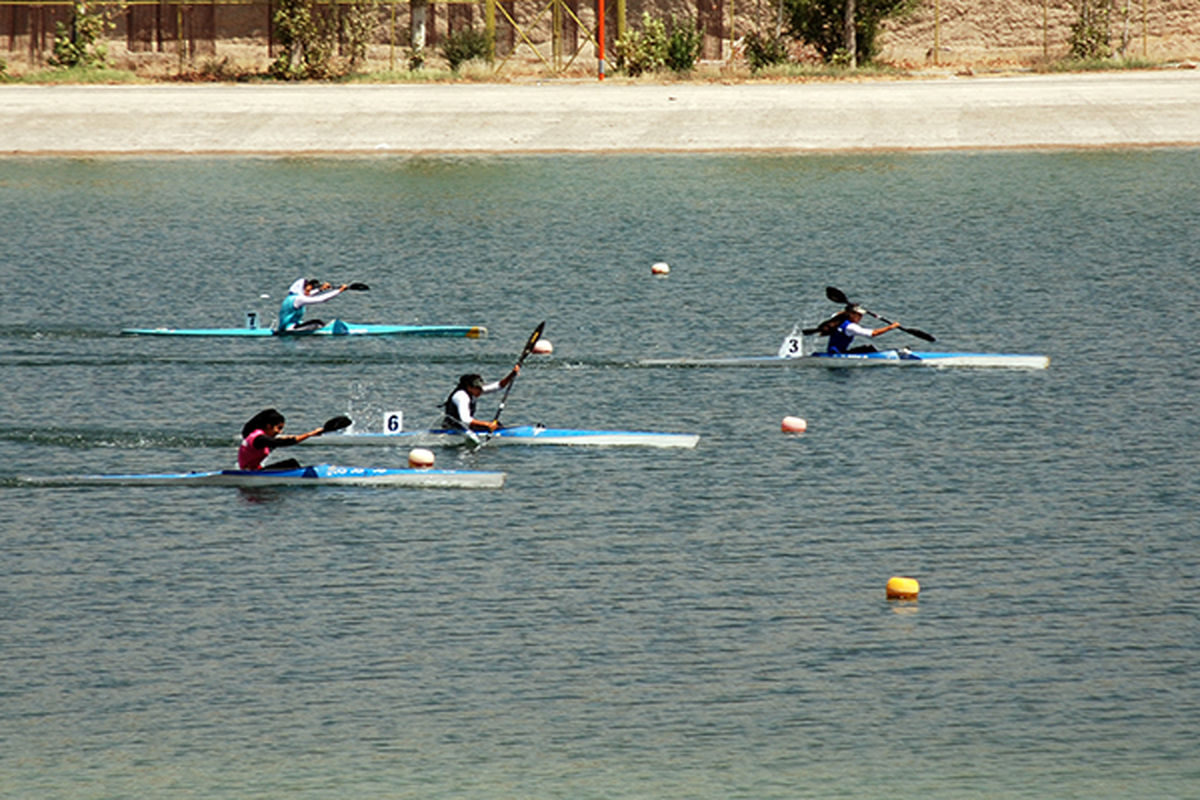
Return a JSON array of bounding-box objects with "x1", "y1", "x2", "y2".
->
[{"x1": 237, "y1": 408, "x2": 327, "y2": 470}]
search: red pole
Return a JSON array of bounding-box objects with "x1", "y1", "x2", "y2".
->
[{"x1": 597, "y1": 0, "x2": 606, "y2": 80}]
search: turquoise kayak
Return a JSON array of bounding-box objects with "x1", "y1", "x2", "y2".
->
[
  {"x1": 122, "y1": 320, "x2": 487, "y2": 338},
  {"x1": 307, "y1": 423, "x2": 700, "y2": 449},
  {"x1": 640, "y1": 349, "x2": 1049, "y2": 369},
  {"x1": 21, "y1": 463, "x2": 505, "y2": 489}
]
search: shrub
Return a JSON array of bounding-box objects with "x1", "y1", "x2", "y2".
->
[
  {"x1": 744, "y1": 30, "x2": 790, "y2": 72},
  {"x1": 49, "y1": 1, "x2": 116, "y2": 69},
  {"x1": 441, "y1": 28, "x2": 493, "y2": 72},
  {"x1": 614, "y1": 12, "x2": 701, "y2": 76},
  {"x1": 1069, "y1": 0, "x2": 1112, "y2": 60},
  {"x1": 782, "y1": 0, "x2": 915, "y2": 65},
  {"x1": 664, "y1": 18, "x2": 702, "y2": 72}
]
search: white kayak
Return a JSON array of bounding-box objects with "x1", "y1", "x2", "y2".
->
[
  {"x1": 21, "y1": 463, "x2": 505, "y2": 489},
  {"x1": 307, "y1": 424, "x2": 700, "y2": 449},
  {"x1": 641, "y1": 349, "x2": 1049, "y2": 370}
]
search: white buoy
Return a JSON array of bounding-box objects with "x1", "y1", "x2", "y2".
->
[
  {"x1": 408, "y1": 448, "x2": 435, "y2": 468},
  {"x1": 781, "y1": 416, "x2": 808, "y2": 434},
  {"x1": 532, "y1": 339, "x2": 554, "y2": 355},
  {"x1": 651, "y1": 262, "x2": 670, "y2": 276}
]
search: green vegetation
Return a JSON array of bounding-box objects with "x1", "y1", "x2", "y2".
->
[
  {"x1": 440, "y1": 28, "x2": 493, "y2": 72},
  {"x1": 1068, "y1": 0, "x2": 1111, "y2": 60},
  {"x1": 782, "y1": 0, "x2": 916, "y2": 65},
  {"x1": 49, "y1": 1, "x2": 119, "y2": 69},
  {"x1": 613, "y1": 12, "x2": 702, "y2": 76},
  {"x1": 743, "y1": 30, "x2": 790, "y2": 73},
  {"x1": 12, "y1": 65, "x2": 142, "y2": 83},
  {"x1": 271, "y1": 0, "x2": 378, "y2": 79}
]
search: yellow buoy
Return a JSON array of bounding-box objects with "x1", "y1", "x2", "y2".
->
[
  {"x1": 408, "y1": 447, "x2": 435, "y2": 468},
  {"x1": 651, "y1": 262, "x2": 671, "y2": 275},
  {"x1": 886, "y1": 576, "x2": 920, "y2": 600},
  {"x1": 781, "y1": 415, "x2": 808, "y2": 434},
  {"x1": 532, "y1": 339, "x2": 554, "y2": 355}
]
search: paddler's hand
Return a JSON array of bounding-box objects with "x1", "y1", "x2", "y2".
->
[{"x1": 486, "y1": 420, "x2": 500, "y2": 432}]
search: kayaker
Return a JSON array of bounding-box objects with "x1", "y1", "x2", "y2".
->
[
  {"x1": 820, "y1": 304, "x2": 901, "y2": 354},
  {"x1": 277, "y1": 277, "x2": 348, "y2": 332},
  {"x1": 238, "y1": 408, "x2": 326, "y2": 470},
  {"x1": 443, "y1": 367, "x2": 521, "y2": 433}
]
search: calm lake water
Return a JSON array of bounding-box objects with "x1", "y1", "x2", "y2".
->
[{"x1": 1, "y1": 152, "x2": 1198, "y2": 799}]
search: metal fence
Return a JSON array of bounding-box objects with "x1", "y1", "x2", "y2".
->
[{"x1": 2, "y1": 0, "x2": 1197, "y2": 71}]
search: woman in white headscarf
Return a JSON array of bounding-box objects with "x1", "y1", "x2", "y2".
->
[{"x1": 277, "y1": 277, "x2": 348, "y2": 332}]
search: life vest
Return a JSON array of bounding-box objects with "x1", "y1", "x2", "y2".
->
[
  {"x1": 826, "y1": 319, "x2": 856, "y2": 354},
  {"x1": 277, "y1": 294, "x2": 303, "y2": 330},
  {"x1": 443, "y1": 388, "x2": 476, "y2": 430},
  {"x1": 238, "y1": 429, "x2": 269, "y2": 470}
]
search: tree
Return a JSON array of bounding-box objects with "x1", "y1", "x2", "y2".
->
[
  {"x1": 1069, "y1": 0, "x2": 1112, "y2": 60},
  {"x1": 49, "y1": 1, "x2": 116, "y2": 68},
  {"x1": 782, "y1": 0, "x2": 915, "y2": 65}
]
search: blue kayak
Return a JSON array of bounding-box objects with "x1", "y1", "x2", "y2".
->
[
  {"x1": 122, "y1": 320, "x2": 487, "y2": 338},
  {"x1": 21, "y1": 463, "x2": 505, "y2": 489}
]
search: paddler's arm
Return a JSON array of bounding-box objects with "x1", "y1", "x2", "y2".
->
[
  {"x1": 871, "y1": 321, "x2": 902, "y2": 337},
  {"x1": 498, "y1": 364, "x2": 520, "y2": 387},
  {"x1": 262, "y1": 427, "x2": 326, "y2": 448}
]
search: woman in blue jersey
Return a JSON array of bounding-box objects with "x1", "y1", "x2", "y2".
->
[
  {"x1": 277, "y1": 277, "x2": 349, "y2": 332},
  {"x1": 822, "y1": 305, "x2": 901, "y2": 354},
  {"x1": 443, "y1": 367, "x2": 520, "y2": 433}
]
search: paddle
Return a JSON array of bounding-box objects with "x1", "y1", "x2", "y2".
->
[
  {"x1": 346, "y1": 282, "x2": 370, "y2": 291},
  {"x1": 824, "y1": 285, "x2": 936, "y2": 343},
  {"x1": 490, "y1": 321, "x2": 545, "y2": 428},
  {"x1": 320, "y1": 415, "x2": 352, "y2": 434}
]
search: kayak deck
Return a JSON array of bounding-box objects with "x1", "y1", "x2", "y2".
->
[
  {"x1": 21, "y1": 463, "x2": 505, "y2": 488},
  {"x1": 640, "y1": 350, "x2": 1049, "y2": 370},
  {"x1": 122, "y1": 321, "x2": 487, "y2": 338},
  {"x1": 308, "y1": 424, "x2": 700, "y2": 449}
]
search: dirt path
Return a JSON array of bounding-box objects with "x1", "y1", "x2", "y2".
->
[{"x1": 3, "y1": 71, "x2": 1199, "y2": 154}]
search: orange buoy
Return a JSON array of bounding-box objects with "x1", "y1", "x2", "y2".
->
[
  {"x1": 781, "y1": 416, "x2": 807, "y2": 434},
  {"x1": 408, "y1": 447, "x2": 435, "y2": 468},
  {"x1": 886, "y1": 576, "x2": 920, "y2": 600},
  {"x1": 651, "y1": 262, "x2": 670, "y2": 275},
  {"x1": 532, "y1": 339, "x2": 554, "y2": 355}
]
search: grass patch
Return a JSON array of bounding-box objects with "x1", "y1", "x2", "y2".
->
[
  {"x1": 751, "y1": 62, "x2": 911, "y2": 80},
  {"x1": 11, "y1": 66, "x2": 146, "y2": 84},
  {"x1": 344, "y1": 67, "x2": 458, "y2": 83},
  {"x1": 1046, "y1": 56, "x2": 1159, "y2": 72}
]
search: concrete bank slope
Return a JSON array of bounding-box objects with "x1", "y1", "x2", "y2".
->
[{"x1": 3, "y1": 71, "x2": 1199, "y2": 155}]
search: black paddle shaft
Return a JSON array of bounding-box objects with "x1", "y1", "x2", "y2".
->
[
  {"x1": 492, "y1": 321, "x2": 545, "y2": 425},
  {"x1": 824, "y1": 286, "x2": 936, "y2": 343}
]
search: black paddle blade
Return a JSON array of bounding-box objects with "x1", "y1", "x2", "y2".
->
[
  {"x1": 322, "y1": 415, "x2": 352, "y2": 433},
  {"x1": 904, "y1": 327, "x2": 937, "y2": 343},
  {"x1": 347, "y1": 282, "x2": 370, "y2": 291},
  {"x1": 826, "y1": 285, "x2": 851, "y2": 305},
  {"x1": 520, "y1": 321, "x2": 546, "y2": 361}
]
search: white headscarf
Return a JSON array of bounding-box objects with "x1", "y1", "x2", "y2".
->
[{"x1": 287, "y1": 277, "x2": 308, "y2": 296}]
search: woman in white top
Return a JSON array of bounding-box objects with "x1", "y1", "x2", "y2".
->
[
  {"x1": 442, "y1": 368, "x2": 520, "y2": 432},
  {"x1": 277, "y1": 277, "x2": 348, "y2": 332},
  {"x1": 823, "y1": 305, "x2": 900, "y2": 354}
]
